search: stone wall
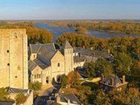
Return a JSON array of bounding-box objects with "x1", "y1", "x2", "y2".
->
[
  {"x1": 0, "y1": 29, "x2": 28, "y2": 89},
  {"x1": 64, "y1": 48, "x2": 74, "y2": 75}
]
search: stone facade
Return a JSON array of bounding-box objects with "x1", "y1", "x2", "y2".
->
[
  {"x1": 29, "y1": 41, "x2": 85, "y2": 85},
  {"x1": 0, "y1": 29, "x2": 28, "y2": 89}
]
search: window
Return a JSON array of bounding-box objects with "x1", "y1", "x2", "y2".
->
[
  {"x1": 58, "y1": 63, "x2": 60, "y2": 67},
  {"x1": 34, "y1": 74, "x2": 41, "y2": 79},
  {"x1": 37, "y1": 74, "x2": 41, "y2": 78},
  {"x1": 14, "y1": 33, "x2": 17, "y2": 38},
  {"x1": 7, "y1": 63, "x2": 10, "y2": 66},
  {"x1": 46, "y1": 77, "x2": 49, "y2": 83},
  {"x1": 7, "y1": 50, "x2": 9, "y2": 53}
]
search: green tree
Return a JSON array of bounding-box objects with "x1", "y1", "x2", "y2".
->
[
  {"x1": 114, "y1": 53, "x2": 132, "y2": 75},
  {"x1": 95, "y1": 58, "x2": 113, "y2": 77},
  {"x1": 15, "y1": 93, "x2": 27, "y2": 105},
  {"x1": 0, "y1": 88, "x2": 9, "y2": 101},
  {"x1": 61, "y1": 75, "x2": 68, "y2": 88},
  {"x1": 29, "y1": 81, "x2": 42, "y2": 91}
]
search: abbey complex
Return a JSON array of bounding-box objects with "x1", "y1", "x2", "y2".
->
[
  {"x1": 0, "y1": 27, "x2": 133, "y2": 105},
  {"x1": 29, "y1": 41, "x2": 84, "y2": 85},
  {"x1": 0, "y1": 29, "x2": 85, "y2": 105}
]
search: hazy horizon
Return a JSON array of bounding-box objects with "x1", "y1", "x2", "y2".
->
[{"x1": 0, "y1": 0, "x2": 140, "y2": 20}]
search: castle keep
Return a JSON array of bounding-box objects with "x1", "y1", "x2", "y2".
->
[{"x1": 0, "y1": 29, "x2": 28, "y2": 89}]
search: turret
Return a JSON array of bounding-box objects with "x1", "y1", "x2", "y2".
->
[{"x1": 64, "y1": 41, "x2": 74, "y2": 75}]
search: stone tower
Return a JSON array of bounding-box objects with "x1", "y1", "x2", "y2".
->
[
  {"x1": 64, "y1": 41, "x2": 74, "y2": 75},
  {"x1": 0, "y1": 29, "x2": 28, "y2": 89}
]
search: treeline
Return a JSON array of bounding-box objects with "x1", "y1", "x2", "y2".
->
[
  {"x1": 57, "y1": 32, "x2": 140, "y2": 75},
  {"x1": 69, "y1": 21, "x2": 140, "y2": 35},
  {"x1": 51, "y1": 20, "x2": 140, "y2": 35},
  {"x1": 57, "y1": 32, "x2": 139, "y2": 57},
  {"x1": 0, "y1": 22, "x2": 53, "y2": 44}
]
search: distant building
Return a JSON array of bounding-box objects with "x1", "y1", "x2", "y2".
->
[
  {"x1": 100, "y1": 75, "x2": 128, "y2": 92},
  {"x1": 73, "y1": 47, "x2": 98, "y2": 63},
  {"x1": 28, "y1": 41, "x2": 85, "y2": 85}
]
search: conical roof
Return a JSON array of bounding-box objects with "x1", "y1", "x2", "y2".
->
[{"x1": 64, "y1": 40, "x2": 72, "y2": 49}]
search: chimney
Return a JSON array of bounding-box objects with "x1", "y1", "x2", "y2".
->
[{"x1": 122, "y1": 75, "x2": 126, "y2": 83}]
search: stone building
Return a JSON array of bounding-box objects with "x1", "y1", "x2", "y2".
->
[
  {"x1": 100, "y1": 75, "x2": 128, "y2": 92},
  {"x1": 29, "y1": 41, "x2": 85, "y2": 85},
  {"x1": 0, "y1": 29, "x2": 33, "y2": 105},
  {"x1": 0, "y1": 29, "x2": 28, "y2": 89}
]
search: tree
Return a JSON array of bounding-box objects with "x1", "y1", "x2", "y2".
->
[
  {"x1": 29, "y1": 81, "x2": 42, "y2": 91},
  {"x1": 0, "y1": 88, "x2": 10, "y2": 101},
  {"x1": 95, "y1": 58, "x2": 113, "y2": 77},
  {"x1": 0, "y1": 22, "x2": 53, "y2": 44},
  {"x1": 75, "y1": 27, "x2": 88, "y2": 34},
  {"x1": 131, "y1": 62, "x2": 140, "y2": 76},
  {"x1": 67, "y1": 71, "x2": 81, "y2": 87},
  {"x1": 60, "y1": 75, "x2": 68, "y2": 88},
  {"x1": 114, "y1": 53, "x2": 132, "y2": 75},
  {"x1": 15, "y1": 93, "x2": 27, "y2": 105},
  {"x1": 84, "y1": 62, "x2": 96, "y2": 78}
]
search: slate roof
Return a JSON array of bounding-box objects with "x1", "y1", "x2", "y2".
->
[
  {"x1": 28, "y1": 60, "x2": 37, "y2": 71},
  {"x1": 64, "y1": 41, "x2": 72, "y2": 49},
  {"x1": 29, "y1": 44, "x2": 42, "y2": 53},
  {"x1": 74, "y1": 56, "x2": 85, "y2": 63},
  {"x1": 100, "y1": 75, "x2": 125, "y2": 87},
  {"x1": 8, "y1": 88, "x2": 29, "y2": 94},
  {"x1": 74, "y1": 47, "x2": 95, "y2": 57},
  {"x1": 59, "y1": 93, "x2": 81, "y2": 105},
  {"x1": 29, "y1": 43, "x2": 57, "y2": 71},
  {"x1": 0, "y1": 102, "x2": 15, "y2": 105}
]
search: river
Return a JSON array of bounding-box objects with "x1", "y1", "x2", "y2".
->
[{"x1": 35, "y1": 23, "x2": 139, "y2": 39}]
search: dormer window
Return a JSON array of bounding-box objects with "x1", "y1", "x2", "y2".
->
[{"x1": 30, "y1": 53, "x2": 37, "y2": 61}]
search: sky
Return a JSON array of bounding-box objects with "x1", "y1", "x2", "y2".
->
[{"x1": 0, "y1": 0, "x2": 140, "y2": 20}]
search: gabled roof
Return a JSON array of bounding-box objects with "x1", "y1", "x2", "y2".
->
[
  {"x1": 64, "y1": 41, "x2": 72, "y2": 49},
  {"x1": 38, "y1": 44, "x2": 56, "y2": 61},
  {"x1": 29, "y1": 44, "x2": 42, "y2": 53},
  {"x1": 29, "y1": 43, "x2": 57, "y2": 71},
  {"x1": 29, "y1": 43, "x2": 56, "y2": 54},
  {"x1": 28, "y1": 60, "x2": 38, "y2": 71},
  {"x1": 59, "y1": 93, "x2": 81, "y2": 105},
  {"x1": 100, "y1": 75, "x2": 127, "y2": 88}
]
